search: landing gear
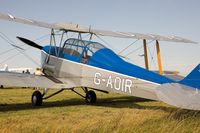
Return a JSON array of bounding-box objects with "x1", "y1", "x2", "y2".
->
[
  {"x1": 31, "y1": 88, "x2": 65, "y2": 106},
  {"x1": 31, "y1": 87, "x2": 98, "y2": 106},
  {"x1": 32, "y1": 91, "x2": 43, "y2": 106},
  {"x1": 85, "y1": 90, "x2": 96, "y2": 103},
  {"x1": 71, "y1": 87, "x2": 97, "y2": 104}
]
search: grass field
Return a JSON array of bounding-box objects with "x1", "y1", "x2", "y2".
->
[{"x1": 0, "y1": 88, "x2": 200, "y2": 133}]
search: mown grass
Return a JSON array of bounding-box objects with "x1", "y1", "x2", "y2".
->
[{"x1": 0, "y1": 88, "x2": 200, "y2": 133}]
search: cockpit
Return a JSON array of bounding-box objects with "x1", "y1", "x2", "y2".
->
[
  {"x1": 62, "y1": 38, "x2": 105, "y2": 64},
  {"x1": 43, "y1": 38, "x2": 106, "y2": 64}
]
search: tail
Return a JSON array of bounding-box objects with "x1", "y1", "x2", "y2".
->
[
  {"x1": 3, "y1": 64, "x2": 8, "y2": 71},
  {"x1": 180, "y1": 64, "x2": 200, "y2": 89}
]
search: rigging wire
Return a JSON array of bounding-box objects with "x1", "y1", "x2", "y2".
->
[
  {"x1": 0, "y1": 52, "x2": 21, "y2": 64},
  {"x1": 0, "y1": 32, "x2": 50, "y2": 56},
  {"x1": 123, "y1": 40, "x2": 156, "y2": 68},
  {"x1": 0, "y1": 32, "x2": 25, "y2": 51},
  {"x1": 118, "y1": 39, "x2": 139, "y2": 55},
  {"x1": 126, "y1": 40, "x2": 155, "y2": 57},
  {"x1": 0, "y1": 49, "x2": 39, "y2": 66},
  {"x1": 149, "y1": 43, "x2": 156, "y2": 69},
  {"x1": 0, "y1": 44, "x2": 40, "y2": 66},
  {"x1": 125, "y1": 45, "x2": 143, "y2": 57},
  {"x1": 146, "y1": 40, "x2": 157, "y2": 69},
  {"x1": 95, "y1": 35, "x2": 118, "y2": 52},
  {"x1": 0, "y1": 32, "x2": 50, "y2": 66},
  {"x1": 33, "y1": 33, "x2": 51, "y2": 42}
]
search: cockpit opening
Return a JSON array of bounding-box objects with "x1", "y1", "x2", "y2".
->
[
  {"x1": 61, "y1": 38, "x2": 106, "y2": 64},
  {"x1": 42, "y1": 38, "x2": 106, "y2": 64}
]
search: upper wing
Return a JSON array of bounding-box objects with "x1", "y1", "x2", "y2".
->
[
  {"x1": 0, "y1": 71, "x2": 72, "y2": 89},
  {"x1": 0, "y1": 13, "x2": 197, "y2": 44},
  {"x1": 0, "y1": 13, "x2": 59, "y2": 29}
]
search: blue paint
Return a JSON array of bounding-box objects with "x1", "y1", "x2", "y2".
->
[
  {"x1": 88, "y1": 48, "x2": 174, "y2": 84},
  {"x1": 43, "y1": 45, "x2": 82, "y2": 62},
  {"x1": 180, "y1": 64, "x2": 200, "y2": 89}
]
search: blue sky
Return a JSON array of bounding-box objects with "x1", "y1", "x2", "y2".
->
[{"x1": 0, "y1": 0, "x2": 199, "y2": 76}]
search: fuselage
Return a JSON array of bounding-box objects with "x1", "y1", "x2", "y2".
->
[
  {"x1": 39, "y1": 38, "x2": 177, "y2": 100},
  {"x1": 39, "y1": 38, "x2": 200, "y2": 110},
  {"x1": 42, "y1": 38, "x2": 174, "y2": 84}
]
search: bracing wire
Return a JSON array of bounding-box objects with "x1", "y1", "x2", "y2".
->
[
  {"x1": 118, "y1": 39, "x2": 139, "y2": 55},
  {"x1": 123, "y1": 40, "x2": 155, "y2": 67},
  {"x1": 95, "y1": 34, "x2": 118, "y2": 52},
  {"x1": 0, "y1": 49, "x2": 39, "y2": 66},
  {"x1": 146, "y1": 40, "x2": 157, "y2": 69},
  {"x1": 123, "y1": 40, "x2": 155, "y2": 58},
  {"x1": 0, "y1": 32, "x2": 51, "y2": 66},
  {"x1": 125, "y1": 45, "x2": 143, "y2": 57},
  {"x1": 33, "y1": 33, "x2": 51, "y2": 42},
  {"x1": 0, "y1": 52, "x2": 21, "y2": 64},
  {"x1": 0, "y1": 32, "x2": 25, "y2": 51},
  {"x1": 149, "y1": 43, "x2": 156, "y2": 69},
  {"x1": 0, "y1": 32, "x2": 50, "y2": 56}
]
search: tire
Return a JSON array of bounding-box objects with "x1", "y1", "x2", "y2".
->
[
  {"x1": 85, "y1": 90, "x2": 96, "y2": 103},
  {"x1": 32, "y1": 91, "x2": 43, "y2": 106}
]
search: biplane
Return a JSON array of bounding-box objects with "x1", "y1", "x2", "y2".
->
[{"x1": 0, "y1": 13, "x2": 199, "y2": 110}]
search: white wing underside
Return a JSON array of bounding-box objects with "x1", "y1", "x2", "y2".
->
[
  {"x1": 0, "y1": 13, "x2": 197, "y2": 44},
  {"x1": 0, "y1": 72, "x2": 71, "y2": 89}
]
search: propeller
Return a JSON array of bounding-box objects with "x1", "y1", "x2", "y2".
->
[{"x1": 17, "y1": 36, "x2": 43, "y2": 50}]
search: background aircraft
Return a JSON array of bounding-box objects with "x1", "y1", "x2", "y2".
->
[
  {"x1": 0, "y1": 64, "x2": 32, "y2": 73},
  {"x1": 0, "y1": 13, "x2": 199, "y2": 111}
]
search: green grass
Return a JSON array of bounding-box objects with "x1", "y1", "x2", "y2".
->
[{"x1": 0, "y1": 88, "x2": 200, "y2": 133}]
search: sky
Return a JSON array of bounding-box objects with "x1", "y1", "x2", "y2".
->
[{"x1": 0, "y1": 0, "x2": 199, "y2": 76}]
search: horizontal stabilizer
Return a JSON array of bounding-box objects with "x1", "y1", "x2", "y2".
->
[{"x1": 156, "y1": 83, "x2": 200, "y2": 110}]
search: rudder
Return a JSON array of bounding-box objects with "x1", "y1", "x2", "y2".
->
[{"x1": 180, "y1": 64, "x2": 200, "y2": 89}]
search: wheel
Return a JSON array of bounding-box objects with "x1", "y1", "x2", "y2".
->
[
  {"x1": 85, "y1": 90, "x2": 96, "y2": 103},
  {"x1": 32, "y1": 91, "x2": 43, "y2": 106}
]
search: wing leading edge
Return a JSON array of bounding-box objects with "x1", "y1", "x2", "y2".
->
[{"x1": 0, "y1": 13, "x2": 197, "y2": 44}]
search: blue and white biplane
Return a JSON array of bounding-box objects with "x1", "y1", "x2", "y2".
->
[{"x1": 0, "y1": 13, "x2": 199, "y2": 110}]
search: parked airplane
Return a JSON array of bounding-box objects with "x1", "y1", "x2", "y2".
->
[
  {"x1": 0, "y1": 64, "x2": 32, "y2": 73},
  {"x1": 0, "y1": 13, "x2": 199, "y2": 110}
]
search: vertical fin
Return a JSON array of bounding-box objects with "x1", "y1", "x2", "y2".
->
[{"x1": 180, "y1": 64, "x2": 200, "y2": 89}]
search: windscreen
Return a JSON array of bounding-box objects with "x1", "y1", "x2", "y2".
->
[{"x1": 87, "y1": 42, "x2": 106, "y2": 53}]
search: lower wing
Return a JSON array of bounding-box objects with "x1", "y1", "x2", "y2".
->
[{"x1": 0, "y1": 72, "x2": 71, "y2": 89}]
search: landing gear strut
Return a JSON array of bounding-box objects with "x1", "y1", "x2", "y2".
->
[
  {"x1": 31, "y1": 89, "x2": 64, "y2": 106},
  {"x1": 71, "y1": 87, "x2": 97, "y2": 104},
  {"x1": 31, "y1": 87, "x2": 98, "y2": 106}
]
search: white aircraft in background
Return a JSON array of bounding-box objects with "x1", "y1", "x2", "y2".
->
[
  {"x1": 0, "y1": 64, "x2": 32, "y2": 73},
  {"x1": 0, "y1": 13, "x2": 199, "y2": 111}
]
